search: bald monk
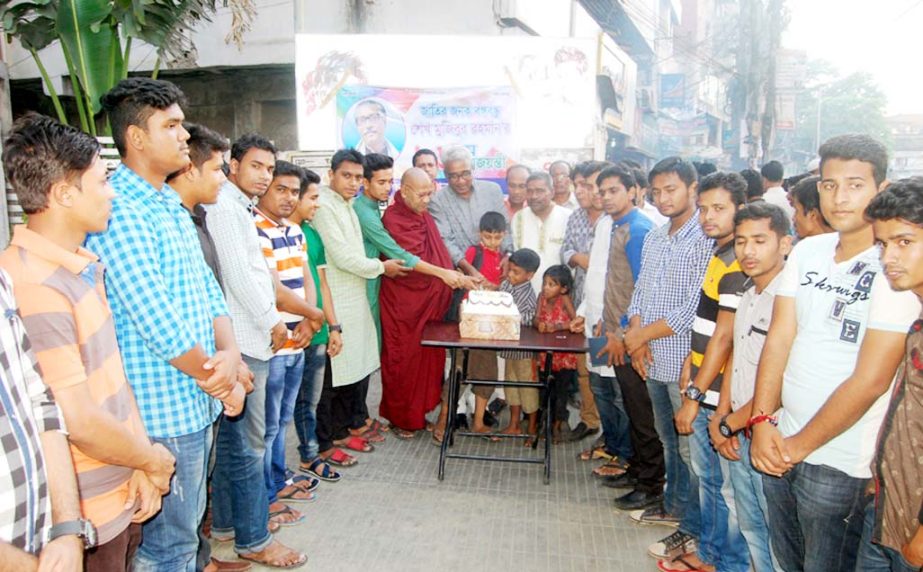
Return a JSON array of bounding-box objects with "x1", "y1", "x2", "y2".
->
[{"x1": 379, "y1": 169, "x2": 476, "y2": 438}]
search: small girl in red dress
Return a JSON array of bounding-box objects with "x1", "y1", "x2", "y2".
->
[{"x1": 535, "y1": 264, "x2": 577, "y2": 443}]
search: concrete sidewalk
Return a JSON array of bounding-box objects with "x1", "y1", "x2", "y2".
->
[{"x1": 209, "y1": 372, "x2": 666, "y2": 571}]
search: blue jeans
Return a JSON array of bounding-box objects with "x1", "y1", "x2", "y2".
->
[
  {"x1": 265, "y1": 352, "x2": 305, "y2": 502},
  {"x1": 211, "y1": 355, "x2": 271, "y2": 555},
  {"x1": 857, "y1": 501, "x2": 919, "y2": 572},
  {"x1": 689, "y1": 408, "x2": 749, "y2": 570},
  {"x1": 293, "y1": 344, "x2": 326, "y2": 462},
  {"x1": 762, "y1": 462, "x2": 868, "y2": 572},
  {"x1": 588, "y1": 372, "x2": 632, "y2": 459},
  {"x1": 648, "y1": 380, "x2": 700, "y2": 538},
  {"x1": 133, "y1": 425, "x2": 212, "y2": 572},
  {"x1": 727, "y1": 434, "x2": 779, "y2": 572}
]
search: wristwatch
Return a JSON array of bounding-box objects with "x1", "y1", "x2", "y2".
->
[
  {"x1": 684, "y1": 384, "x2": 706, "y2": 403},
  {"x1": 329, "y1": 324, "x2": 342, "y2": 333},
  {"x1": 47, "y1": 518, "x2": 98, "y2": 549},
  {"x1": 719, "y1": 414, "x2": 735, "y2": 438}
]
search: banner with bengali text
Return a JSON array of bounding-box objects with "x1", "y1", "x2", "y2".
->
[{"x1": 336, "y1": 85, "x2": 517, "y2": 179}]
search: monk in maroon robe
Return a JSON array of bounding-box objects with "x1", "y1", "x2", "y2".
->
[{"x1": 380, "y1": 169, "x2": 473, "y2": 435}]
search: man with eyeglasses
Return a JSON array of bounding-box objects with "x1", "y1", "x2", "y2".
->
[
  {"x1": 550, "y1": 160, "x2": 579, "y2": 210},
  {"x1": 429, "y1": 146, "x2": 512, "y2": 284},
  {"x1": 353, "y1": 99, "x2": 399, "y2": 158}
]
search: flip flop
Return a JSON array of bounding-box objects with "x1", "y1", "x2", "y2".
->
[
  {"x1": 322, "y1": 448, "x2": 357, "y2": 467},
  {"x1": 593, "y1": 458, "x2": 629, "y2": 478},
  {"x1": 369, "y1": 418, "x2": 389, "y2": 433},
  {"x1": 392, "y1": 427, "x2": 416, "y2": 440},
  {"x1": 239, "y1": 541, "x2": 308, "y2": 570},
  {"x1": 276, "y1": 484, "x2": 316, "y2": 503},
  {"x1": 268, "y1": 504, "x2": 304, "y2": 527},
  {"x1": 578, "y1": 445, "x2": 615, "y2": 462},
  {"x1": 284, "y1": 472, "x2": 319, "y2": 492},
  {"x1": 656, "y1": 555, "x2": 709, "y2": 572},
  {"x1": 336, "y1": 436, "x2": 373, "y2": 452},
  {"x1": 299, "y1": 457, "x2": 341, "y2": 482}
]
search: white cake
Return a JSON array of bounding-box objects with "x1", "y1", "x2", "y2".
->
[{"x1": 459, "y1": 290, "x2": 521, "y2": 340}]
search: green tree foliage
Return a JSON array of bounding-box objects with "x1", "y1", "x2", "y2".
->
[
  {"x1": 0, "y1": 0, "x2": 254, "y2": 134},
  {"x1": 791, "y1": 60, "x2": 891, "y2": 155}
]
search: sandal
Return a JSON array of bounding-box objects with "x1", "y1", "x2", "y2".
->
[
  {"x1": 268, "y1": 503, "x2": 304, "y2": 527},
  {"x1": 240, "y1": 540, "x2": 307, "y2": 569},
  {"x1": 276, "y1": 483, "x2": 316, "y2": 503},
  {"x1": 593, "y1": 458, "x2": 629, "y2": 478},
  {"x1": 336, "y1": 436, "x2": 374, "y2": 453},
  {"x1": 284, "y1": 472, "x2": 319, "y2": 492},
  {"x1": 578, "y1": 445, "x2": 615, "y2": 462},
  {"x1": 299, "y1": 457, "x2": 341, "y2": 482},
  {"x1": 369, "y1": 418, "x2": 389, "y2": 433},
  {"x1": 322, "y1": 448, "x2": 357, "y2": 467},
  {"x1": 392, "y1": 427, "x2": 416, "y2": 440},
  {"x1": 656, "y1": 555, "x2": 709, "y2": 572}
]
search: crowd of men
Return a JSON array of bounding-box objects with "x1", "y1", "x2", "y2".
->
[{"x1": 0, "y1": 76, "x2": 920, "y2": 572}]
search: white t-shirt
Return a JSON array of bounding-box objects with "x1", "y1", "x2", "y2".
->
[
  {"x1": 777, "y1": 232, "x2": 920, "y2": 478},
  {"x1": 763, "y1": 186, "x2": 795, "y2": 224},
  {"x1": 640, "y1": 201, "x2": 669, "y2": 228},
  {"x1": 578, "y1": 215, "x2": 616, "y2": 376}
]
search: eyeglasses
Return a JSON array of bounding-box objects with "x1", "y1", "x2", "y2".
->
[
  {"x1": 356, "y1": 112, "x2": 384, "y2": 125},
  {"x1": 446, "y1": 170, "x2": 472, "y2": 182}
]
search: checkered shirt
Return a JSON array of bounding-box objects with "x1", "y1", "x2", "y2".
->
[
  {"x1": 85, "y1": 164, "x2": 227, "y2": 438},
  {"x1": 0, "y1": 268, "x2": 63, "y2": 554},
  {"x1": 627, "y1": 213, "x2": 713, "y2": 382},
  {"x1": 560, "y1": 208, "x2": 596, "y2": 308}
]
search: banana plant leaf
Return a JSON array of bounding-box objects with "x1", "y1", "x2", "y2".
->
[
  {"x1": 0, "y1": 1, "x2": 57, "y2": 51},
  {"x1": 56, "y1": 0, "x2": 121, "y2": 116}
]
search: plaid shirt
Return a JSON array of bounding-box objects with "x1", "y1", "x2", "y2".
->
[
  {"x1": 499, "y1": 279, "x2": 537, "y2": 360},
  {"x1": 0, "y1": 269, "x2": 63, "y2": 554},
  {"x1": 627, "y1": 213, "x2": 713, "y2": 382},
  {"x1": 85, "y1": 164, "x2": 227, "y2": 438},
  {"x1": 560, "y1": 208, "x2": 597, "y2": 308}
]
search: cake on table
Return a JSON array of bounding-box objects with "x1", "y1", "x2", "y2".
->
[{"x1": 459, "y1": 290, "x2": 522, "y2": 341}]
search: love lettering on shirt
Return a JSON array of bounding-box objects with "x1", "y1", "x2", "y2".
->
[{"x1": 800, "y1": 269, "x2": 878, "y2": 344}]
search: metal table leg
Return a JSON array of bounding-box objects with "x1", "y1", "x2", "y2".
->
[
  {"x1": 543, "y1": 352, "x2": 553, "y2": 485},
  {"x1": 438, "y1": 348, "x2": 459, "y2": 480}
]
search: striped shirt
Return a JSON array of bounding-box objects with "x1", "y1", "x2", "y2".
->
[
  {"x1": 85, "y1": 164, "x2": 227, "y2": 438},
  {"x1": 0, "y1": 268, "x2": 62, "y2": 554},
  {"x1": 499, "y1": 279, "x2": 537, "y2": 360},
  {"x1": 690, "y1": 241, "x2": 747, "y2": 393},
  {"x1": 254, "y1": 209, "x2": 307, "y2": 356},
  {"x1": 1, "y1": 226, "x2": 147, "y2": 544},
  {"x1": 627, "y1": 213, "x2": 713, "y2": 383}
]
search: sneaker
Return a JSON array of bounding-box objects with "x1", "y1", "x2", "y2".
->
[
  {"x1": 647, "y1": 530, "x2": 697, "y2": 560},
  {"x1": 629, "y1": 505, "x2": 681, "y2": 527}
]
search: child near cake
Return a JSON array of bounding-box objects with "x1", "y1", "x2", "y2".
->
[
  {"x1": 459, "y1": 211, "x2": 508, "y2": 435},
  {"x1": 463, "y1": 211, "x2": 507, "y2": 289},
  {"x1": 535, "y1": 264, "x2": 577, "y2": 443},
  {"x1": 497, "y1": 248, "x2": 540, "y2": 443}
]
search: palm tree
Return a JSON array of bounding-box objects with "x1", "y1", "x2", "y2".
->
[{"x1": 0, "y1": 0, "x2": 255, "y2": 135}]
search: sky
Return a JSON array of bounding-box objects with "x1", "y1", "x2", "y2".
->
[{"x1": 783, "y1": 0, "x2": 922, "y2": 116}]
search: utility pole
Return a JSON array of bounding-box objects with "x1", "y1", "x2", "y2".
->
[{"x1": 761, "y1": 0, "x2": 784, "y2": 160}]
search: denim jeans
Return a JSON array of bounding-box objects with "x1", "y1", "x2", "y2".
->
[
  {"x1": 588, "y1": 372, "x2": 632, "y2": 459},
  {"x1": 648, "y1": 380, "x2": 700, "y2": 538},
  {"x1": 689, "y1": 408, "x2": 749, "y2": 570},
  {"x1": 133, "y1": 425, "x2": 212, "y2": 572},
  {"x1": 727, "y1": 434, "x2": 779, "y2": 572},
  {"x1": 762, "y1": 462, "x2": 868, "y2": 572},
  {"x1": 265, "y1": 352, "x2": 305, "y2": 502},
  {"x1": 857, "y1": 501, "x2": 919, "y2": 572},
  {"x1": 211, "y1": 355, "x2": 271, "y2": 554},
  {"x1": 293, "y1": 344, "x2": 326, "y2": 462}
]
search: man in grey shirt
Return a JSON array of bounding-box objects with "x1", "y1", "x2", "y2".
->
[{"x1": 429, "y1": 146, "x2": 513, "y2": 281}]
